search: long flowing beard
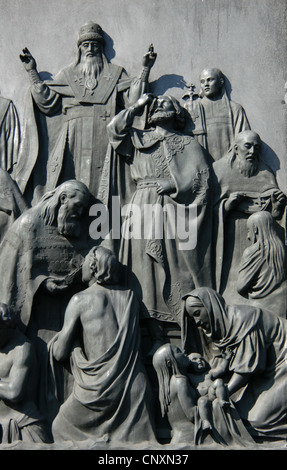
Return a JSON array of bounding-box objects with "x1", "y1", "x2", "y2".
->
[
  {"x1": 237, "y1": 158, "x2": 258, "y2": 177},
  {"x1": 57, "y1": 207, "x2": 82, "y2": 238},
  {"x1": 80, "y1": 54, "x2": 104, "y2": 89},
  {"x1": 148, "y1": 110, "x2": 175, "y2": 126}
]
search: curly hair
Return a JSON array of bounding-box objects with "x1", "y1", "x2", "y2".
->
[{"x1": 88, "y1": 245, "x2": 120, "y2": 285}]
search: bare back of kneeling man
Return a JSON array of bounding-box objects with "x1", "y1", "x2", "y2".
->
[{"x1": 51, "y1": 245, "x2": 156, "y2": 444}]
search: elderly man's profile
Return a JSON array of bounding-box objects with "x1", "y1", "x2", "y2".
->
[
  {"x1": 0, "y1": 180, "x2": 96, "y2": 423},
  {"x1": 212, "y1": 130, "x2": 286, "y2": 305}
]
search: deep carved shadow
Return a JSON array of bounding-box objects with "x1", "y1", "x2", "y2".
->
[{"x1": 149, "y1": 74, "x2": 187, "y2": 96}]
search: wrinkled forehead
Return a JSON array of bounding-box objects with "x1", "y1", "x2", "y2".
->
[
  {"x1": 236, "y1": 132, "x2": 261, "y2": 147},
  {"x1": 157, "y1": 95, "x2": 173, "y2": 105}
]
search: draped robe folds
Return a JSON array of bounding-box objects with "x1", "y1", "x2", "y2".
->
[
  {"x1": 212, "y1": 154, "x2": 286, "y2": 307},
  {"x1": 184, "y1": 90, "x2": 250, "y2": 161},
  {"x1": 182, "y1": 288, "x2": 287, "y2": 439},
  {"x1": 0, "y1": 168, "x2": 28, "y2": 242},
  {"x1": 15, "y1": 60, "x2": 145, "y2": 205},
  {"x1": 51, "y1": 287, "x2": 156, "y2": 444},
  {"x1": 237, "y1": 242, "x2": 287, "y2": 317},
  {"x1": 193, "y1": 399, "x2": 255, "y2": 447},
  {"x1": 0, "y1": 96, "x2": 20, "y2": 174},
  {"x1": 0, "y1": 206, "x2": 94, "y2": 420},
  {"x1": 0, "y1": 206, "x2": 93, "y2": 333},
  {"x1": 0, "y1": 400, "x2": 51, "y2": 444},
  {"x1": 166, "y1": 374, "x2": 253, "y2": 447},
  {"x1": 107, "y1": 108, "x2": 214, "y2": 324}
]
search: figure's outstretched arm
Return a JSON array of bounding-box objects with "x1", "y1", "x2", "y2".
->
[
  {"x1": 20, "y1": 47, "x2": 42, "y2": 84},
  {"x1": 227, "y1": 372, "x2": 250, "y2": 396},
  {"x1": 125, "y1": 45, "x2": 157, "y2": 106},
  {"x1": 210, "y1": 348, "x2": 234, "y2": 379},
  {"x1": 52, "y1": 294, "x2": 82, "y2": 362},
  {"x1": 140, "y1": 44, "x2": 157, "y2": 84},
  {"x1": 19, "y1": 47, "x2": 60, "y2": 114},
  {"x1": 107, "y1": 93, "x2": 153, "y2": 155}
]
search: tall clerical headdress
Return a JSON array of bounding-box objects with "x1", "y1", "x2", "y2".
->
[{"x1": 77, "y1": 22, "x2": 105, "y2": 47}]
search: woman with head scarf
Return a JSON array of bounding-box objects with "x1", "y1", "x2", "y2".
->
[{"x1": 182, "y1": 287, "x2": 287, "y2": 441}]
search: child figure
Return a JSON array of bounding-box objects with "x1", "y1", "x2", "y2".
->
[{"x1": 187, "y1": 350, "x2": 233, "y2": 430}]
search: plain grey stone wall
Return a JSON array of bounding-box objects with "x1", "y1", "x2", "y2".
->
[{"x1": 0, "y1": 0, "x2": 286, "y2": 190}]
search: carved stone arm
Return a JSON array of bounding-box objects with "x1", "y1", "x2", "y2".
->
[
  {"x1": 140, "y1": 44, "x2": 157, "y2": 83},
  {"x1": 20, "y1": 47, "x2": 43, "y2": 85},
  {"x1": 227, "y1": 372, "x2": 250, "y2": 396}
]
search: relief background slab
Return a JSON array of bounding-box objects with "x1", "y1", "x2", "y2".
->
[{"x1": 0, "y1": 0, "x2": 286, "y2": 452}]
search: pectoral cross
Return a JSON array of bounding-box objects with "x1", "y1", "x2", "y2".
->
[
  {"x1": 100, "y1": 111, "x2": 111, "y2": 121},
  {"x1": 104, "y1": 73, "x2": 113, "y2": 81}
]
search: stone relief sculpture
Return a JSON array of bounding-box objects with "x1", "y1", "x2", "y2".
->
[
  {"x1": 0, "y1": 95, "x2": 26, "y2": 242},
  {"x1": 152, "y1": 343, "x2": 254, "y2": 447},
  {"x1": 0, "y1": 168, "x2": 28, "y2": 242},
  {"x1": 182, "y1": 287, "x2": 287, "y2": 442},
  {"x1": 16, "y1": 22, "x2": 156, "y2": 205},
  {"x1": 187, "y1": 350, "x2": 232, "y2": 431},
  {"x1": 0, "y1": 303, "x2": 52, "y2": 444},
  {"x1": 0, "y1": 180, "x2": 96, "y2": 424},
  {"x1": 183, "y1": 68, "x2": 250, "y2": 161},
  {"x1": 212, "y1": 130, "x2": 286, "y2": 306},
  {"x1": 237, "y1": 211, "x2": 287, "y2": 315},
  {"x1": 0, "y1": 17, "x2": 285, "y2": 450},
  {"x1": 0, "y1": 95, "x2": 20, "y2": 174},
  {"x1": 106, "y1": 93, "x2": 214, "y2": 352},
  {"x1": 152, "y1": 343, "x2": 197, "y2": 445},
  {"x1": 50, "y1": 246, "x2": 156, "y2": 444}
]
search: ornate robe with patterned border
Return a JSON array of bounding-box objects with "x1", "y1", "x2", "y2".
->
[
  {"x1": 106, "y1": 108, "x2": 214, "y2": 323},
  {"x1": 15, "y1": 61, "x2": 145, "y2": 205}
]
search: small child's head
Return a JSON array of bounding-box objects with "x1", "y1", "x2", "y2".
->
[{"x1": 188, "y1": 352, "x2": 209, "y2": 373}]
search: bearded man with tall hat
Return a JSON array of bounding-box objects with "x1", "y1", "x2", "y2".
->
[{"x1": 17, "y1": 22, "x2": 156, "y2": 205}]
